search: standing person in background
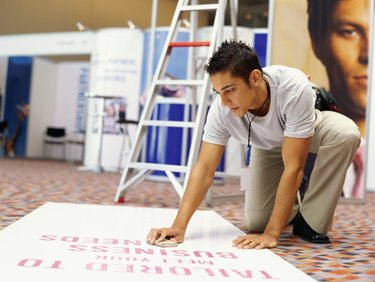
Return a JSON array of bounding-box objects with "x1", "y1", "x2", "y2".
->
[{"x1": 307, "y1": 0, "x2": 369, "y2": 198}]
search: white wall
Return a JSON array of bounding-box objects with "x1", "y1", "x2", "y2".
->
[
  {"x1": 54, "y1": 62, "x2": 89, "y2": 161},
  {"x1": 27, "y1": 59, "x2": 89, "y2": 160},
  {"x1": 54, "y1": 62, "x2": 89, "y2": 132},
  {"x1": 27, "y1": 58, "x2": 58, "y2": 158},
  {"x1": 83, "y1": 28, "x2": 143, "y2": 171}
]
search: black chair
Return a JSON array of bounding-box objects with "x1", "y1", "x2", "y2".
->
[{"x1": 43, "y1": 127, "x2": 66, "y2": 159}]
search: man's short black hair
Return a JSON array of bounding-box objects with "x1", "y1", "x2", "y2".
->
[{"x1": 204, "y1": 40, "x2": 263, "y2": 82}]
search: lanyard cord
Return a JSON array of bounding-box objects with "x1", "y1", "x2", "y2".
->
[{"x1": 244, "y1": 87, "x2": 270, "y2": 166}]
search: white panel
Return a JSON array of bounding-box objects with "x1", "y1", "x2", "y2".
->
[
  {"x1": 100, "y1": 134, "x2": 126, "y2": 171},
  {"x1": 0, "y1": 32, "x2": 93, "y2": 56},
  {"x1": 52, "y1": 62, "x2": 89, "y2": 162},
  {"x1": 84, "y1": 28, "x2": 143, "y2": 170},
  {"x1": 26, "y1": 58, "x2": 58, "y2": 158},
  {"x1": 54, "y1": 62, "x2": 90, "y2": 133},
  {"x1": 0, "y1": 202, "x2": 314, "y2": 282},
  {"x1": 88, "y1": 28, "x2": 144, "y2": 98},
  {"x1": 83, "y1": 98, "x2": 104, "y2": 168}
]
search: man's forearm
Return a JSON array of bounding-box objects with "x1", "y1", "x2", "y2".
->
[
  {"x1": 172, "y1": 164, "x2": 214, "y2": 230},
  {"x1": 264, "y1": 169, "x2": 303, "y2": 238}
]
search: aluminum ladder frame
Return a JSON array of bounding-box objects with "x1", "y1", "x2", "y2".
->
[{"x1": 115, "y1": 0, "x2": 235, "y2": 203}]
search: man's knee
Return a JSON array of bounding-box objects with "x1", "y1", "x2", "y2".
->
[{"x1": 332, "y1": 114, "x2": 361, "y2": 149}]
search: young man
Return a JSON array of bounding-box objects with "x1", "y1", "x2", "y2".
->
[{"x1": 146, "y1": 41, "x2": 360, "y2": 249}]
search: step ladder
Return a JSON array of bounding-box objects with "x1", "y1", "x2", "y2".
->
[{"x1": 115, "y1": 0, "x2": 233, "y2": 203}]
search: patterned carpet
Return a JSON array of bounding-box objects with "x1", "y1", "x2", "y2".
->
[{"x1": 0, "y1": 158, "x2": 374, "y2": 281}]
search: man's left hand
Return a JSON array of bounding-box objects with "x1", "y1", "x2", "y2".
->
[{"x1": 232, "y1": 233, "x2": 278, "y2": 250}]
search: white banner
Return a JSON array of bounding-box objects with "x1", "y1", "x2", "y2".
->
[
  {"x1": 83, "y1": 28, "x2": 143, "y2": 170},
  {"x1": 88, "y1": 28, "x2": 144, "y2": 98},
  {"x1": 0, "y1": 203, "x2": 315, "y2": 282}
]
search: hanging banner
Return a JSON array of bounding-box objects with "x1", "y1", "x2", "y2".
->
[
  {"x1": 88, "y1": 28, "x2": 143, "y2": 98},
  {"x1": 270, "y1": 0, "x2": 370, "y2": 201}
]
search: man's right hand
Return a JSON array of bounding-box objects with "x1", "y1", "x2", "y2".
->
[{"x1": 146, "y1": 227, "x2": 185, "y2": 245}]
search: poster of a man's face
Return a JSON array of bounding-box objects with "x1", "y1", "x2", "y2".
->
[
  {"x1": 307, "y1": 0, "x2": 369, "y2": 135},
  {"x1": 271, "y1": 0, "x2": 370, "y2": 201}
]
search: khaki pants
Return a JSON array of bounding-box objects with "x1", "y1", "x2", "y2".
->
[{"x1": 244, "y1": 110, "x2": 361, "y2": 234}]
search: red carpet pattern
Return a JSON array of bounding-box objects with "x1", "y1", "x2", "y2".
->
[{"x1": 0, "y1": 158, "x2": 374, "y2": 281}]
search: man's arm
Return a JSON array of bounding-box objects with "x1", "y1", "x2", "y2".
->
[
  {"x1": 233, "y1": 136, "x2": 311, "y2": 249},
  {"x1": 263, "y1": 136, "x2": 311, "y2": 239},
  {"x1": 147, "y1": 141, "x2": 225, "y2": 245}
]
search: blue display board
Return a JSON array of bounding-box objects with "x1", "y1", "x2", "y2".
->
[
  {"x1": 142, "y1": 29, "x2": 190, "y2": 176},
  {"x1": 141, "y1": 29, "x2": 225, "y2": 176},
  {"x1": 254, "y1": 32, "x2": 268, "y2": 67},
  {"x1": 4, "y1": 57, "x2": 32, "y2": 157}
]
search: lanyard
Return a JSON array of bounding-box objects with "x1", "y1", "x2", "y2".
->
[{"x1": 244, "y1": 90, "x2": 270, "y2": 166}]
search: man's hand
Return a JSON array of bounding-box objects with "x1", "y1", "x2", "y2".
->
[
  {"x1": 146, "y1": 227, "x2": 185, "y2": 246},
  {"x1": 232, "y1": 233, "x2": 278, "y2": 250}
]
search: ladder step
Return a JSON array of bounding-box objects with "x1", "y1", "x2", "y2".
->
[
  {"x1": 129, "y1": 162, "x2": 188, "y2": 173},
  {"x1": 143, "y1": 120, "x2": 195, "y2": 128},
  {"x1": 180, "y1": 4, "x2": 219, "y2": 11},
  {"x1": 155, "y1": 79, "x2": 204, "y2": 86},
  {"x1": 169, "y1": 41, "x2": 210, "y2": 48}
]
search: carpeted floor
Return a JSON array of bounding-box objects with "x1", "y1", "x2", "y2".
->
[{"x1": 0, "y1": 158, "x2": 374, "y2": 281}]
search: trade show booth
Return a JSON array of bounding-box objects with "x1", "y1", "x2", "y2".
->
[{"x1": 0, "y1": 0, "x2": 373, "y2": 199}]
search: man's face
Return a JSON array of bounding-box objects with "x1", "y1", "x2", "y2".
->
[
  {"x1": 210, "y1": 71, "x2": 255, "y2": 117},
  {"x1": 322, "y1": 0, "x2": 369, "y2": 117}
]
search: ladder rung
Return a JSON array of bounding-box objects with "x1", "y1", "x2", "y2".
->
[
  {"x1": 155, "y1": 96, "x2": 187, "y2": 105},
  {"x1": 169, "y1": 41, "x2": 210, "y2": 48},
  {"x1": 143, "y1": 120, "x2": 195, "y2": 128},
  {"x1": 180, "y1": 4, "x2": 219, "y2": 11},
  {"x1": 155, "y1": 79, "x2": 204, "y2": 86},
  {"x1": 129, "y1": 162, "x2": 188, "y2": 173}
]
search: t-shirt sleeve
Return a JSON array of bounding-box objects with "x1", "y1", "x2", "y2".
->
[
  {"x1": 202, "y1": 97, "x2": 231, "y2": 146},
  {"x1": 284, "y1": 86, "x2": 315, "y2": 138}
]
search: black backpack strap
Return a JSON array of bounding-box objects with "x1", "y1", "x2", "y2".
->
[{"x1": 313, "y1": 86, "x2": 338, "y2": 111}]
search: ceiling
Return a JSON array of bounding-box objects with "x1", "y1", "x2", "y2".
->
[
  {"x1": 0, "y1": 0, "x2": 268, "y2": 61},
  {"x1": 0, "y1": 0, "x2": 269, "y2": 35}
]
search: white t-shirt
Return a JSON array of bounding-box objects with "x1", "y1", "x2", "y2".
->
[{"x1": 202, "y1": 65, "x2": 316, "y2": 149}]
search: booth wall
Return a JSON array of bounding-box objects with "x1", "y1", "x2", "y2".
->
[
  {"x1": 54, "y1": 62, "x2": 89, "y2": 134},
  {"x1": 83, "y1": 28, "x2": 143, "y2": 171},
  {"x1": 27, "y1": 59, "x2": 89, "y2": 159},
  {"x1": 27, "y1": 58, "x2": 58, "y2": 158}
]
